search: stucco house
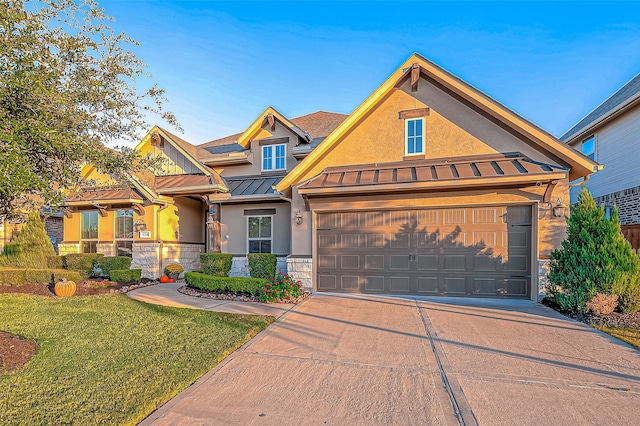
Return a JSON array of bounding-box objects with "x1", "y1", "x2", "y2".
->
[
  {"x1": 61, "y1": 53, "x2": 599, "y2": 300},
  {"x1": 560, "y1": 72, "x2": 640, "y2": 248}
]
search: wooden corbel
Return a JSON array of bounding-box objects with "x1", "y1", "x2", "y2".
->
[
  {"x1": 150, "y1": 132, "x2": 163, "y2": 147},
  {"x1": 410, "y1": 63, "x2": 420, "y2": 92},
  {"x1": 90, "y1": 202, "x2": 108, "y2": 217},
  {"x1": 266, "y1": 113, "x2": 276, "y2": 131},
  {"x1": 62, "y1": 208, "x2": 73, "y2": 219},
  {"x1": 543, "y1": 180, "x2": 559, "y2": 203},
  {"x1": 132, "y1": 204, "x2": 145, "y2": 216}
]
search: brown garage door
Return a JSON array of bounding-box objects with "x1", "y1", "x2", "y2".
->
[{"x1": 316, "y1": 205, "x2": 532, "y2": 298}]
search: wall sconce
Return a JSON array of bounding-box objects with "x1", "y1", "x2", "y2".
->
[
  {"x1": 552, "y1": 198, "x2": 567, "y2": 218},
  {"x1": 294, "y1": 211, "x2": 303, "y2": 226}
]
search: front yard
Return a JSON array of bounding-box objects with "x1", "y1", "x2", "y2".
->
[{"x1": 0, "y1": 293, "x2": 273, "y2": 425}]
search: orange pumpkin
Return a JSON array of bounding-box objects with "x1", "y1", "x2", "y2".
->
[
  {"x1": 55, "y1": 279, "x2": 76, "y2": 297},
  {"x1": 169, "y1": 278, "x2": 175, "y2": 283},
  {"x1": 159, "y1": 275, "x2": 170, "y2": 283}
]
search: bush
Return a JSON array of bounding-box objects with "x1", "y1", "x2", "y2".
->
[
  {"x1": 185, "y1": 272, "x2": 265, "y2": 296},
  {"x1": 0, "y1": 268, "x2": 80, "y2": 285},
  {"x1": 97, "y1": 256, "x2": 132, "y2": 278},
  {"x1": 1, "y1": 210, "x2": 55, "y2": 268},
  {"x1": 247, "y1": 253, "x2": 277, "y2": 279},
  {"x1": 200, "y1": 253, "x2": 233, "y2": 277},
  {"x1": 46, "y1": 255, "x2": 65, "y2": 269},
  {"x1": 612, "y1": 272, "x2": 640, "y2": 313},
  {"x1": 110, "y1": 269, "x2": 142, "y2": 283},
  {"x1": 586, "y1": 293, "x2": 619, "y2": 315},
  {"x1": 259, "y1": 273, "x2": 302, "y2": 303},
  {"x1": 65, "y1": 253, "x2": 104, "y2": 278},
  {"x1": 164, "y1": 263, "x2": 184, "y2": 277},
  {"x1": 548, "y1": 186, "x2": 640, "y2": 313}
]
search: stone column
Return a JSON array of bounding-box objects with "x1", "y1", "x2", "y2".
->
[
  {"x1": 131, "y1": 243, "x2": 161, "y2": 279},
  {"x1": 286, "y1": 257, "x2": 313, "y2": 291}
]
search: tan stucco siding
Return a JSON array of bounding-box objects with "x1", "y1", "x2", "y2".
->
[
  {"x1": 173, "y1": 197, "x2": 205, "y2": 243},
  {"x1": 538, "y1": 178, "x2": 570, "y2": 258},
  {"x1": 158, "y1": 204, "x2": 180, "y2": 242},
  {"x1": 220, "y1": 202, "x2": 291, "y2": 255}
]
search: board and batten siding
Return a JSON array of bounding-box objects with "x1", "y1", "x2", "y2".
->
[{"x1": 570, "y1": 105, "x2": 640, "y2": 202}]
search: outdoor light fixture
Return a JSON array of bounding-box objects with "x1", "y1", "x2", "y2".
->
[
  {"x1": 552, "y1": 198, "x2": 567, "y2": 218},
  {"x1": 294, "y1": 211, "x2": 303, "y2": 225}
]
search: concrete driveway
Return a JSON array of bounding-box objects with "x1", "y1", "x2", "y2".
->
[{"x1": 141, "y1": 294, "x2": 640, "y2": 426}]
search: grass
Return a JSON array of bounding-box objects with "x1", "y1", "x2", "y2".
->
[
  {"x1": 0, "y1": 293, "x2": 274, "y2": 425},
  {"x1": 595, "y1": 325, "x2": 640, "y2": 349}
]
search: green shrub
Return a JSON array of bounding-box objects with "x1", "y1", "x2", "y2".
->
[
  {"x1": 164, "y1": 263, "x2": 184, "y2": 277},
  {"x1": 110, "y1": 269, "x2": 142, "y2": 283},
  {"x1": 1, "y1": 210, "x2": 55, "y2": 268},
  {"x1": 97, "y1": 256, "x2": 132, "y2": 278},
  {"x1": 65, "y1": 253, "x2": 104, "y2": 278},
  {"x1": 247, "y1": 253, "x2": 277, "y2": 279},
  {"x1": 185, "y1": 272, "x2": 265, "y2": 295},
  {"x1": 0, "y1": 268, "x2": 79, "y2": 285},
  {"x1": 549, "y1": 186, "x2": 640, "y2": 313},
  {"x1": 260, "y1": 272, "x2": 302, "y2": 303},
  {"x1": 46, "y1": 255, "x2": 65, "y2": 269},
  {"x1": 200, "y1": 253, "x2": 233, "y2": 277}
]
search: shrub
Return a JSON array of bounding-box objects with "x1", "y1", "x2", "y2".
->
[
  {"x1": 586, "y1": 293, "x2": 619, "y2": 315},
  {"x1": 247, "y1": 253, "x2": 277, "y2": 279},
  {"x1": 1, "y1": 210, "x2": 55, "y2": 268},
  {"x1": 0, "y1": 268, "x2": 80, "y2": 285},
  {"x1": 86, "y1": 280, "x2": 118, "y2": 289},
  {"x1": 612, "y1": 272, "x2": 640, "y2": 313},
  {"x1": 97, "y1": 256, "x2": 132, "y2": 278},
  {"x1": 46, "y1": 255, "x2": 65, "y2": 269},
  {"x1": 185, "y1": 272, "x2": 265, "y2": 295},
  {"x1": 200, "y1": 253, "x2": 233, "y2": 277},
  {"x1": 548, "y1": 186, "x2": 640, "y2": 313},
  {"x1": 110, "y1": 269, "x2": 142, "y2": 283},
  {"x1": 65, "y1": 253, "x2": 104, "y2": 278},
  {"x1": 259, "y1": 273, "x2": 302, "y2": 303},
  {"x1": 164, "y1": 263, "x2": 184, "y2": 277}
]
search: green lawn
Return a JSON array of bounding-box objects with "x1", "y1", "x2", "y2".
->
[
  {"x1": 0, "y1": 293, "x2": 273, "y2": 425},
  {"x1": 596, "y1": 325, "x2": 640, "y2": 349}
]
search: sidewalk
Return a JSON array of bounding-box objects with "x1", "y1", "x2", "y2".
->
[{"x1": 126, "y1": 282, "x2": 296, "y2": 318}]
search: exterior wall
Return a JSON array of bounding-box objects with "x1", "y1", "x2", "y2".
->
[
  {"x1": 161, "y1": 243, "x2": 205, "y2": 275},
  {"x1": 44, "y1": 216, "x2": 64, "y2": 250},
  {"x1": 286, "y1": 257, "x2": 312, "y2": 290},
  {"x1": 594, "y1": 184, "x2": 640, "y2": 225},
  {"x1": 58, "y1": 243, "x2": 80, "y2": 256},
  {"x1": 97, "y1": 243, "x2": 115, "y2": 256},
  {"x1": 173, "y1": 197, "x2": 205, "y2": 243},
  {"x1": 63, "y1": 205, "x2": 155, "y2": 246},
  {"x1": 219, "y1": 202, "x2": 291, "y2": 255},
  {"x1": 131, "y1": 242, "x2": 160, "y2": 279},
  {"x1": 569, "y1": 105, "x2": 640, "y2": 202},
  {"x1": 229, "y1": 256, "x2": 289, "y2": 278}
]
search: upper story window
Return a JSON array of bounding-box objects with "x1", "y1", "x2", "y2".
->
[
  {"x1": 581, "y1": 135, "x2": 595, "y2": 160},
  {"x1": 81, "y1": 211, "x2": 98, "y2": 253},
  {"x1": 262, "y1": 144, "x2": 286, "y2": 171},
  {"x1": 405, "y1": 118, "x2": 425, "y2": 155}
]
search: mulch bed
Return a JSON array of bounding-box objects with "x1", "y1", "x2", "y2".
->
[
  {"x1": 178, "y1": 285, "x2": 311, "y2": 304},
  {"x1": 0, "y1": 279, "x2": 160, "y2": 297},
  {"x1": 0, "y1": 331, "x2": 38, "y2": 374},
  {"x1": 541, "y1": 298, "x2": 640, "y2": 328}
]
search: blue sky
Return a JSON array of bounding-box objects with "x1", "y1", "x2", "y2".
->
[{"x1": 101, "y1": 1, "x2": 640, "y2": 145}]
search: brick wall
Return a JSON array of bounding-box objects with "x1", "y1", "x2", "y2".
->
[{"x1": 595, "y1": 184, "x2": 640, "y2": 225}]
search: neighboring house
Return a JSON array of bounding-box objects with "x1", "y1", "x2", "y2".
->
[
  {"x1": 63, "y1": 53, "x2": 599, "y2": 300},
  {"x1": 560, "y1": 73, "x2": 640, "y2": 248},
  {"x1": 1, "y1": 209, "x2": 65, "y2": 254}
]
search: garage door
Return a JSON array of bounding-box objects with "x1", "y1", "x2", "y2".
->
[{"x1": 316, "y1": 205, "x2": 532, "y2": 298}]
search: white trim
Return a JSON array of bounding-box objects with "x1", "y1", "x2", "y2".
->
[
  {"x1": 246, "y1": 215, "x2": 274, "y2": 253},
  {"x1": 404, "y1": 117, "x2": 426, "y2": 156},
  {"x1": 261, "y1": 144, "x2": 287, "y2": 172}
]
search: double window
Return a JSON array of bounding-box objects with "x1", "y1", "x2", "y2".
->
[
  {"x1": 405, "y1": 118, "x2": 425, "y2": 155},
  {"x1": 247, "y1": 216, "x2": 272, "y2": 253},
  {"x1": 581, "y1": 135, "x2": 595, "y2": 160},
  {"x1": 81, "y1": 211, "x2": 98, "y2": 253},
  {"x1": 115, "y1": 209, "x2": 134, "y2": 257},
  {"x1": 262, "y1": 144, "x2": 286, "y2": 171}
]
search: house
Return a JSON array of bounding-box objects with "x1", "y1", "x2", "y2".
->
[
  {"x1": 62, "y1": 53, "x2": 599, "y2": 300},
  {"x1": 1, "y1": 208, "x2": 64, "y2": 254},
  {"x1": 560, "y1": 72, "x2": 640, "y2": 248}
]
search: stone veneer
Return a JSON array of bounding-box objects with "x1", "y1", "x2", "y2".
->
[
  {"x1": 229, "y1": 256, "x2": 289, "y2": 278},
  {"x1": 595, "y1": 184, "x2": 640, "y2": 225},
  {"x1": 58, "y1": 243, "x2": 80, "y2": 256},
  {"x1": 537, "y1": 259, "x2": 551, "y2": 301},
  {"x1": 97, "y1": 243, "x2": 115, "y2": 257},
  {"x1": 286, "y1": 257, "x2": 312, "y2": 291},
  {"x1": 131, "y1": 243, "x2": 161, "y2": 279},
  {"x1": 131, "y1": 243, "x2": 204, "y2": 279}
]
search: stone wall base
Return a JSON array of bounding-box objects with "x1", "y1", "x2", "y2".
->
[
  {"x1": 162, "y1": 244, "x2": 204, "y2": 277},
  {"x1": 131, "y1": 243, "x2": 160, "y2": 279},
  {"x1": 58, "y1": 243, "x2": 80, "y2": 256},
  {"x1": 286, "y1": 257, "x2": 312, "y2": 291},
  {"x1": 229, "y1": 256, "x2": 289, "y2": 278},
  {"x1": 97, "y1": 243, "x2": 115, "y2": 257},
  {"x1": 537, "y1": 259, "x2": 551, "y2": 301}
]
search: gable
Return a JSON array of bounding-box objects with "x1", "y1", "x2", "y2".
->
[{"x1": 137, "y1": 130, "x2": 205, "y2": 176}]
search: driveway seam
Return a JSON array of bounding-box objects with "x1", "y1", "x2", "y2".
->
[{"x1": 417, "y1": 300, "x2": 479, "y2": 426}]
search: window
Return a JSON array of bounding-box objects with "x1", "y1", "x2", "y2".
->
[
  {"x1": 115, "y1": 209, "x2": 134, "y2": 257},
  {"x1": 247, "y1": 216, "x2": 272, "y2": 253},
  {"x1": 262, "y1": 144, "x2": 286, "y2": 171},
  {"x1": 581, "y1": 135, "x2": 595, "y2": 160},
  {"x1": 405, "y1": 118, "x2": 424, "y2": 155},
  {"x1": 604, "y1": 206, "x2": 613, "y2": 220},
  {"x1": 81, "y1": 211, "x2": 98, "y2": 253}
]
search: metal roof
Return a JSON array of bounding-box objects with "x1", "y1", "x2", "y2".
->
[
  {"x1": 561, "y1": 73, "x2": 640, "y2": 142},
  {"x1": 299, "y1": 154, "x2": 567, "y2": 194},
  {"x1": 224, "y1": 175, "x2": 284, "y2": 197},
  {"x1": 154, "y1": 174, "x2": 227, "y2": 195},
  {"x1": 66, "y1": 188, "x2": 144, "y2": 203}
]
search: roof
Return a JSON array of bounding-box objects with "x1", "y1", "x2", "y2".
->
[
  {"x1": 290, "y1": 111, "x2": 348, "y2": 139},
  {"x1": 277, "y1": 53, "x2": 600, "y2": 192},
  {"x1": 224, "y1": 175, "x2": 284, "y2": 198},
  {"x1": 298, "y1": 154, "x2": 568, "y2": 196},
  {"x1": 560, "y1": 73, "x2": 640, "y2": 143},
  {"x1": 154, "y1": 173, "x2": 227, "y2": 195},
  {"x1": 66, "y1": 188, "x2": 144, "y2": 204}
]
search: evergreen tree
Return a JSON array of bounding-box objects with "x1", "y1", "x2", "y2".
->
[
  {"x1": 3, "y1": 210, "x2": 55, "y2": 268},
  {"x1": 549, "y1": 186, "x2": 640, "y2": 313}
]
